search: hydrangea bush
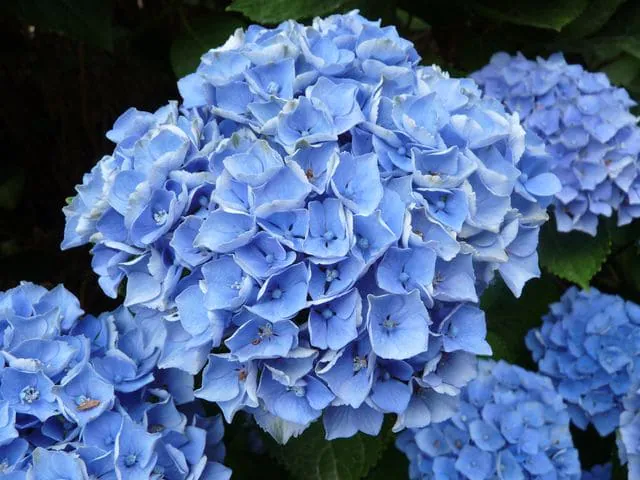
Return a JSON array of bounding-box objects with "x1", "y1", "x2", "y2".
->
[
  {"x1": 619, "y1": 383, "x2": 640, "y2": 479},
  {"x1": 0, "y1": 281, "x2": 231, "y2": 479},
  {"x1": 396, "y1": 359, "x2": 581, "y2": 479},
  {"x1": 61, "y1": 11, "x2": 559, "y2": 440},
  {"x1": 526, "y1": 287, "x2": 640, "y2": 436},
  {"x1": 473, "y1": 52, "x2": 640, "y2": 235}
]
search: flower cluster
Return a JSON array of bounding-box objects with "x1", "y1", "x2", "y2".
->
[
  {"x1": 396, "y1": 359, "x2": 581, "y2": 479},
  {"x1": 618, "y1": 383, "x2": 640, "y2": 479},
  {"x1": 473, "y1": 52, "x2": 640, "y2": 235},
  {"x1": 0, "y1": 282, "x2": 231, "y2": 479},
  {"x1": 526, "y1": 287, "x2": 640, "y2": 436},
  {"x1": 62, "y1": 11, "x2": 558, "y2": 440}
]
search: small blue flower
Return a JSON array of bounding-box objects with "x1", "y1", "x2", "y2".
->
[
  {"x1": 367, "y1": 291, "x2": 431, "y2": 360},
  {"x1": 53, "y1": 365, "x2": 114, "y2": 426},
  {"x1": 331, "y1": 152, "x2": 383, "y2": 216},
  {"x1": 248, "y1": 262, "x2": 310, "y2": 321},
  {"x1": 257, "y1": 371, "x2": 334, "y2": 426},
  {"x1": 316, "y1": 335, "x2": 375, "y2": 408},
  {"x1": 308, "y1": 289, "x2": 361, "y2": 350},
  {"x1": 0, "y1": 368, "x2": 57, "y2": 422},
  {"x1": 114, "y1": 416, "x2": 160, "y2": 480},
  {"x1": 303, "y1": 198, "x2": 352, "y2": 260},
  {"x1": 276, "y1": 97, "x2": 336, "y2": 153},
  {"x1": 225, "y1": 316, "x2": 299, "y2": 361},
  {"x1": 195, "y1": 210, "x2": 257, "y2": 253},
  {"x1": 201, "y1": 256, "x2": 256, "y2": 311},
  {"x1": 376, "y1": 246, "x2": 436, "y2": 299},
  {"x1": 27, "y1": 448, "x2": 89, "y2": 480},
  {"x1": 234, "y1": 232, "x2": 296, "y2": 280},
  {"x1": 195, "y1": 354, "x2": 259, "y2": 423}
]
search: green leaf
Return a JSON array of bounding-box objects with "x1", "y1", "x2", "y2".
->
[
  {"x1": 365, "y1": 440, "x2": 409, "y2": 480},
  {"x1": 0, "y1": 171, "x2": 25, "y2": 211},
  {"x1": 266, "y1": 421, "x2": 392, "y2": 480},
  {"x1": 227, "y1": 0, "x2": 346, "y2": 24},
  {"x1": 470, "y1": 0, "x2": 589, "y2": 31},
  {"x1": 170, "y1": 14, "x2": 246, "y2": 78},
  {"x1": 560, "y1": 0, "x2": 629, "y2": 38},
  {"x1": 538, "y1": 219, "x2": 611, "y2": 289},
  {"x1": 602, "y1": 53, "x2": 640, "y2": 85},
  {"x1": 480, "y1": 275, "x2": 563, "y2": 367},
  {"x1": 3, "y1": 0, "x2": 114, "y2": 51}
]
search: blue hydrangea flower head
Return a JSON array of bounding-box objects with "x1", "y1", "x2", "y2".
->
[
  {"x1": 396, "y1": 359, "x2": 582, "y2": 479},
  {"x1": 618, "y1": 383, "x2": 640, "y2": 479},
  {"x1": 62, "y1": 11, "x2": 558, "y2": 441},
  {"x1": 526, "y1": 287, "x2": 640, "y2": 436},
  {"x1": 473, "y1": 52, "x2": 640, "y2": 235},
  {"x1": 0, "y1": 281, "x2": 232, "y2": 479}
]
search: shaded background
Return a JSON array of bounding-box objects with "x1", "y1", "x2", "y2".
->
[{"x1": 2, "y1": 0, "x2": 640, "y2": 477}]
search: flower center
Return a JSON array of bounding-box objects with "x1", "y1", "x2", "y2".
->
[
  {"x1": 265, "y1": 253, "x2": 275, "y2": 264},
  {"x1": 258, "y1": 323, "x2": 274, "y2": 338},
  {"x1": 382, "y1": 316, "x2": 398, "y2": 329},
  {"x1": 353, "y1": 356, "x2": 368, "y2": 372},
  {"x1": 149, "y1": 424, "x2": 165, "y2": 433},
  {"x1": 398, "y1": 272, "x2": 410, "y2": 283},
  {"x1": 323, "y1": 230, "x2": 335, "y2": 241},
  {"x1": 266, "y1": 82, "x2": 279, "y2": 94},
  {"x1": 153, "y1": 209, "x2": 168, "y2": 224},
  {"x1": 325, "y1": 269, "x2": 339, "y2": 282},
  {"x1": 20, "y1": 386, "x2": 39, "y2": 404},
  {"x1": 124, "y1": 454, "x2": 138, "y2": 468},
  {"x1": 271, "y1": 288, "x2": 283, "y2": 299},
  {"x1": 322, "y1": 308, "x2": 334, "y2": 320},
  {"x1": 357, "y1": 237, "x2": 370, "y2": 249},
  {"x1": 288, "y1": 386, "x2": 305, "y2": 397}
]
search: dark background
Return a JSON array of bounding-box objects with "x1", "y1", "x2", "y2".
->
[{"x1": 2, "y1": 1, "x2": 640, "y2": 477}]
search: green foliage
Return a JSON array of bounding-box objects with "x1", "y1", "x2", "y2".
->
[
  {"x1": 0, "y1": 170, "x2": 25, "y2": 211},
  {"x1": 365, "y1": 441, "x2": 409, "y2": 480},
  {"x1": 171, "y1": 13, "x2": 246, "y2": 78},
  {"x1": 560, "y1": 0, "x2": 629, "y2": 39},
  {"x1": 227, "y1": 0, "x2": 346, "y2": 23},
  {"x1": 481, "y1": 276, "x2": 563, "y2": 367},
  {"x1": 469, "y1": 0, "x2": 589, "y2": 31},
  {"x1": 538, "y1": 219, "x2": 612, "y2": 289},
  {"x1": 266, "y1": 421, "x2": 393, "y2": 480}
]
